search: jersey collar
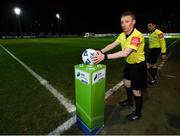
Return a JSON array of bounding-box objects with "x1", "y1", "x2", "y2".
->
[
  {"x1": 150, "y1": 28, "x2": 156, "y2": 33},
  {"x1": 126, "y1": 28, "x2": 135, "y2": 39}
]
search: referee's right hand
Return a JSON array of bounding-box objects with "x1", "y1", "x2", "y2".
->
[
  {"x1": 92, "y1": 51, "x2": 105, "y2": 64},
  {"x1": 161, "y1": 54, "x2": 167, "y2": 60}
]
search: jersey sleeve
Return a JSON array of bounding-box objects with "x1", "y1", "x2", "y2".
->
[
  {"x1": 158, "y1": 32, "x2": 166, "y2": 53},
  {"x1": 127, "y1": 36, "x2": 141, "y2": 51},
  {"x1": 160, "y1": 38, "x2": 166, "y2": 53},
  {"x1": 158, "y1": 32, "x2": 164, "y2": 39},
  {"x1": 116, "y1": 34, "x2": 122, "y2": 44}
]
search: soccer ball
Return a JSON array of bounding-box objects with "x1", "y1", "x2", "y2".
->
[{"x1": 82, "y1": 48, "x2": 97, "y2": 65}]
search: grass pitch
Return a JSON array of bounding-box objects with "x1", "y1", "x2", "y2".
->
[{"x1": 0, "y1": 37, "x2": 178, "y2": 134}]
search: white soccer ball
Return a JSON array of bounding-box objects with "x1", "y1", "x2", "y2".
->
[{"x1": 82, "y1": 48, "x2": 97, "y2": 65}]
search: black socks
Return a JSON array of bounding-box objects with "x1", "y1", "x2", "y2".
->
[
  {"x1": 126, "y1": 87, "x2": 133, "y2": 104},
  {"x1": 135, "y1": 96, "x2": 142, "y2": 116}
]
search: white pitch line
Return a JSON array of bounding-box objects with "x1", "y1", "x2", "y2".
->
[
  {"x1": 105, "y1": 80, "x2": 124, "y2": 100},
  {"x1": 167, "y1": 39, "x2": 179, "y2": 50},
  {"x1": 0, "y1": 44, "x2": 76, "y2": 113},
  {"x1": 48, "y1": 115, "x2": 76, "y2": 135},
  {"x1": 167, "y1": 75, "x2": 177, "y2": 78}
]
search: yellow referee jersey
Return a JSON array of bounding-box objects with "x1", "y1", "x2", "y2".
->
[
  {"x1": 116, "y1": 28, "x2": 145, "y2": 64},
  {"x1": 149, "y1": 29, "x2": 166, "y2": 54}
]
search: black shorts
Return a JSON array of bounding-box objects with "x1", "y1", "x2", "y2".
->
[
  {"x1": 123, "y1": 61, "x2": 147, "y2": 90},
  {"x1": 147, "y1": 48, "x2": 161, "y2": 64}
]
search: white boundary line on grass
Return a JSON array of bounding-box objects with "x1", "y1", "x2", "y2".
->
[
  {"x1": 105, "y1": 80, "x2": 124, "y2": 99},
  {"x1": 167, "y1": 39, "x2": 179, "y2": 50},
  {"x1": 0, "y1": 44, "x2": 76, "y2": 113},
  {"x1": 49, "y1": 115, "x2": 76, "y2": 135}
]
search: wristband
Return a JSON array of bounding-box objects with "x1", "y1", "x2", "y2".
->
[{"x1": 104, "y1": 54, "x2": 108, "y2": 60}]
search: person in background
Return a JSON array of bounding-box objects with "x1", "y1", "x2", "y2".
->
[{"x1": 146, "y1": 21, "x2": 167, "y2": 85}]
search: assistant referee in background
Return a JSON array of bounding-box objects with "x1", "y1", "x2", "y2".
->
[{"x1": 146, "y1": 21, "x2": 167, "y2": 85}]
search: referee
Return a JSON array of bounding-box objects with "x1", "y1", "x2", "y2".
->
[
  {"x1": 93, "y1": 11, "x2": 147, "y2": 121},
  {"x1": 146, "y1": 21, "x2": 167, "y2": 85}
]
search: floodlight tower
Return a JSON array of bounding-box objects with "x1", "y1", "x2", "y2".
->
[
  {"x1": 14, "y1": 7, "x2": 22, "y2": 36},
  {"x1": 56, "y1": 13, "x2": 62, "y2": 34}
]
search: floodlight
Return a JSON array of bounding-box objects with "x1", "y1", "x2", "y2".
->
[
  {"x1": 56, "y1": 13, "x2": 60, "y2": 19},
  {"x1": 14, "y1": 7, "x2": 21, "y2": 15}
]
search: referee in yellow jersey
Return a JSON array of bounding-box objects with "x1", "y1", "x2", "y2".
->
[
  {"x1": 93, "y1": 11, "x2": 147, "y2": 121},
  {"x1": 147, "y1": 21, "x2": 167, "y2": 85}
]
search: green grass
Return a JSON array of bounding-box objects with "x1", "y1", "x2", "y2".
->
[
  {"x1": 0, "y1": 37, "x2": 179, "y2": 134},
  {"x1": 0, "y1": 47, "x2": 71, "y2": 134},
  {"x1": 0, "y1": 38, "x2": 124, "y2": 100}
]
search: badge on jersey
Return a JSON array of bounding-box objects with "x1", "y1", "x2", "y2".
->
[
  {"x1": 130, "y1": 37, "x2": 140, "y2": 46},
  {"x1": 158, "y1": 33, "x2": 164, "y2": 39}
]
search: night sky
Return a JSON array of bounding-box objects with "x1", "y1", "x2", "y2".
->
[{"x1": 0, "y1": 0, "x2": 179, "y2": 34}]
